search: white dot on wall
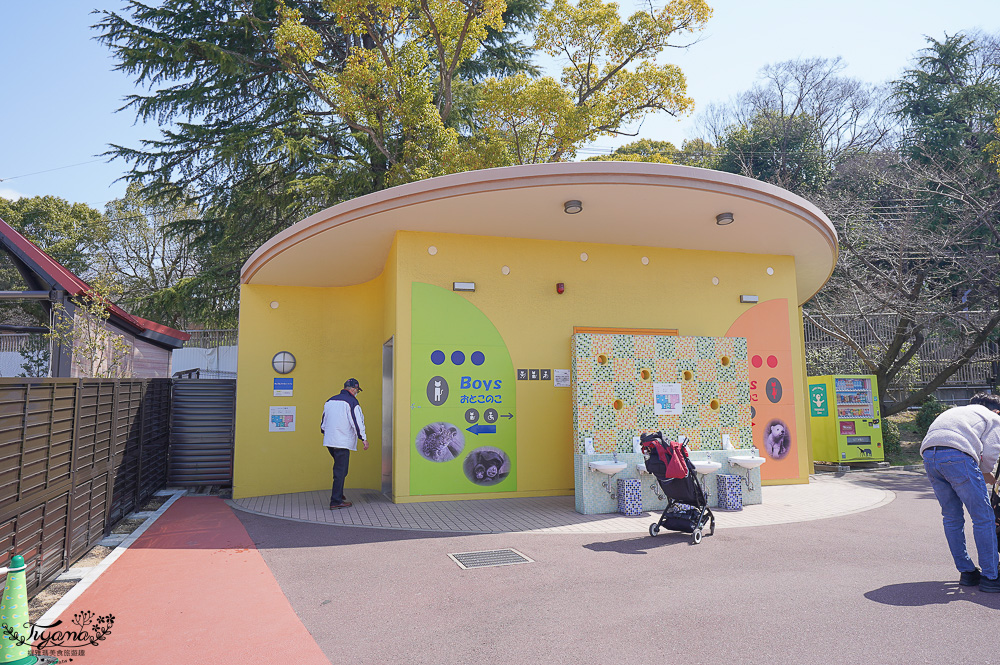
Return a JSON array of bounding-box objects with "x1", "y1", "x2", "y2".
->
[
  {"x1": 580, "y1": 252, "x2": 589, "y2": 262},
  {"x1": 641, "y1": 256, "x2": 649, "y2": 265},
  {"x1": 501, "y1": 265, "x2": 510, "y2": 275},
  {"x1": 428, "y1": 246, "x2": 438, "y2": 255},
  {"x1": 766, "y1": 266, "x2": 774, "y2": 275},
  {"x1": 270, "y1": 301, "x2": 280, "y2": 309},
  {"x1": 712, "y1": 277, "x2": 719, "y2": 286}
]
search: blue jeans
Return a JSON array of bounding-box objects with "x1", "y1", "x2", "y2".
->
[{"x1": 923, "y1": 446, "x2": 998, "y2": 580}]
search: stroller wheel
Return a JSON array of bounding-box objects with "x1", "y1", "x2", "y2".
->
[
  {"x1": 709, "y1": 516, "x2": 715, "y2": 536},
  {"x1": 649, "y1": 523, "x2": 660, "y2": 537},
  {"x1": 692, "y1": 528, "x2": 703, "y2": 544}
]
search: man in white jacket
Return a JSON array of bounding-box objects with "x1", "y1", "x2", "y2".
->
[
  {"x1": 321, "y1": 378, "x2": 368, "y2": 509},
  {"x1": 920, "y1": 392, "x2": 1000, "y2": 592}
]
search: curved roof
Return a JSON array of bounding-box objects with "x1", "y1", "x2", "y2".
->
[{"x1": 242, "y1": 162, "x2": 838, "y2": 304}]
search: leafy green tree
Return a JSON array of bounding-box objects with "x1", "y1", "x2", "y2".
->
[
  {"x1": 714, "y1": 111, "x2": 828, "y2": 193},
  {"x1": 0, "y1": 196, "x2": 108, "y2": 332},
  {"x1": 585, "y1": 139, "x2": 678, "y2": 162},
  {"x1": 98, "y1": 184, "x2": 202, "y2": 329},
  {"x1": 0, "y1": 196, "x2": 107, "y2": 278},
  {"x1": 894, "y1": 32, "x2": 1000, "y2": 166},
  {"x1": 804, "y1": 33, "x2": 1000, "y2": 414},
  {"x1": 274, "y1": 0, "x2": 712, "y2": 174},
  {"x1": 584, "y1": 137, "x2": 717, "y2": 166},
  {"x1": 98, "y1": 0, "x2": 713, "y2": 322}
]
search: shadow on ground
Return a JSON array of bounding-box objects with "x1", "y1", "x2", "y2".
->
[
  {"x1": 848, "y1": 469, "x2": 936, "y2": 501},
  {"x1": 583, "y1": 532, "x2": 701, "y2": 554},
  {"x1": 865, "y1": 581, "x2": 1000, "y2": 608}
]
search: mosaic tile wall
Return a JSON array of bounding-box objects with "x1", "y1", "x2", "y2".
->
[{"x1": 572, "y1": 334, "x2": 752, "y2": 453}]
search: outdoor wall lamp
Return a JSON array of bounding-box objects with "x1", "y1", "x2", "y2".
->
[
  {"x1": 272, "y1": 351, "x2": 296, "y2": 374},
  {"x1": 556, "y1": 283, "x2": 565, "y2": 294},
  {"x1": 564, "y1": 200, "x2": 583, "y2": 214},
  {"x1": 453, "y1": 282, "x2": 476, "y2": 292},
  {"x1": 739, "y1": 295, "x2": 759, "y2": 304},
  {"x1": 716, "y1": 212, "x2": 735, "y2": 225}
]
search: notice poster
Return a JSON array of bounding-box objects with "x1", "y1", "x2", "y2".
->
[
  {"x1": 553, "y1": 369, "x2": 571, "y2": 388},
  {"x1": 269, "y1": 406, "x2": 296, "y2": 432},
  {"x1": 653, "y1": 383, "x2": 683, "y2": 415}
]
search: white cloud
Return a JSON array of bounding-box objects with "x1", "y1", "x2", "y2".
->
[{"x1": 0, "y1": 188, "x2": 23, "y2": 202}]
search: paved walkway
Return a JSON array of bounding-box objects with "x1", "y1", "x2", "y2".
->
[
  {"x1": 38, "y1": 497, "x2": 329, "y2": 664},
  {"x1": 30, "y1": 470, "x2": 1000, "y2": 665},
  {"x1": 229, "y1": 472, "x2": 894, "y2": 533}
]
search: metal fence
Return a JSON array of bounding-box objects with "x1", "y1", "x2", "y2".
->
[
  {"x1": 168, "y1": 379, "x2": 236, "y2": 486},
  {"x1": 182, "y1": 329, "x2": 238, "y2": 348},
  {"x1": 0, "y1": 378, "x2": 171, "y2": 596},
  {"x1": 803, "y1": 312, "x2": 999, "y2": 387}
]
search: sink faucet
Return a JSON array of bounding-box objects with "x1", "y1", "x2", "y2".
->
[{"x1": 612, "y1": 451, "x2": 618, "y2": 462}]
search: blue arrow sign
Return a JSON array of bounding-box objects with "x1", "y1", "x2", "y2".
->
[{"x1": 466, "y1": 424, "x2": 497, "y2": 435}]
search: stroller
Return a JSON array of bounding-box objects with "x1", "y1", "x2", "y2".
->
[{"x1": 641, "y1": 432, "x2": 715, "y2": 544}]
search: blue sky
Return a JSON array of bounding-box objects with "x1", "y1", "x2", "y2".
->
[{"x1": 2, "y1": 1, "x2": 999, "y2": 210}]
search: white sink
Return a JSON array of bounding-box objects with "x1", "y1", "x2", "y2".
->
[
  {"x1": 692, "y1": 460, "x2": 722, "y2": 475},
  {"x1": 589, "y1": 460, "x2": 628, "y2": 475},
  {"x1": 729, "y1": 456, "x2": 766, "y2": 469}
]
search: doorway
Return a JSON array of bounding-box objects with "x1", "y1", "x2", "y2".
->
[{"x1": 381, "y1": 337, "x2": 394, "y2": 498}]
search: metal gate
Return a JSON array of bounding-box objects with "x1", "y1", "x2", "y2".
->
[{"x1": 168, "y1": 379, "x2": 236, "y2": 485}]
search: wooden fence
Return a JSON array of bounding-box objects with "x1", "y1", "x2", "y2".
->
[{"x1": 0, "y1": 378, "x2": 171, "y2": 596}]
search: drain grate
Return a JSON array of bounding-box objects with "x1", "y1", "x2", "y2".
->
[{"x1": 448, "y1": 548, "x2": 533, "y2": 569}]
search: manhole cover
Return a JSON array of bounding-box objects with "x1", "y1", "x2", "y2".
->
[{"x1": 448, "y1": 548, "x2": 533, "y2": 569}]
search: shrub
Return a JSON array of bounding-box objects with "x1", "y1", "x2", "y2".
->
[
  {"x1": 882, "y1": 419, "x2": 901, "y2": 461},
  {"x1": 916, "y1": 398, "x2": 950, "y2": 437}
]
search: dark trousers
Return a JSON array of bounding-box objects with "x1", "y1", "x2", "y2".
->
[{"x1": 327, "y1": 447, "x2": 351, "y2": 505}]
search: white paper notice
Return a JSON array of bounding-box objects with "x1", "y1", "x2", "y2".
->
[
  {"x1": 269, "y1": 406, "x2": 296, "y2": 432},
  {"x1": 553, "y1": 369, "x2": 571, "y2": 387},
  {"x1": 653, "y1": 383, "x2": 683, "y2": 415}
]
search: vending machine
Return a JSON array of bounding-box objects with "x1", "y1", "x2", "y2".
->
[{"x1": 808, "y1": 375, "x2": 884, "y2": 463}]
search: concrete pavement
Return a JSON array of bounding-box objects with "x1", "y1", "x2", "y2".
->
[{"x1": 36, "y1": 470, "x2": 1000, "y2": 664}]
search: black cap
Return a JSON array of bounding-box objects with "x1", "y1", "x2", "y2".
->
[{"x1": 344, "y1": 378, "x2": 362, "y2": 392}]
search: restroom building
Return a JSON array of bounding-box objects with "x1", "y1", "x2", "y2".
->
[{"x1": 233, "y1": 162, "x2": 838, "y2": 502}]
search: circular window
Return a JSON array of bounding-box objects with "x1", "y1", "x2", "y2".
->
[
  {"x1": 683, "y1": 370, "x2": 693, "y2": 381},
  {"x1": 709, "y1": 399, "x2": 720, "y2": 411},
  {"x1": 272, "y1": 351, "x2": 296, "y2": 374},
  {"x1": 640, "y1": 368, "x2": 651, "y2": 380},
  {"x1": 613, "y1": 399, "x2": 623, "y2": 410},
  {"x1": 720, "y1": 356, "x2": 731, "y2": 367},
  {"x1": 597, "y1": 354, "x2": 608, "y2": 365}
]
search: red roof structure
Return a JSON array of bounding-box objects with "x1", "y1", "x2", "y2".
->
[{"x1": 0, "y1": 216, "x2": 189, "y2": 348}]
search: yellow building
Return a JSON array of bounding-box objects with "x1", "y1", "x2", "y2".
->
[{"x1": 234, "y1": 162, "x2": 837, "y2": 502}]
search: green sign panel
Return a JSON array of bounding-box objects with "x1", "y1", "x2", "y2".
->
[
  {"x1": 809, "y1": 384, "x2": 828, "y2": 417},
  {"x1": 410, "y1": 283, "x2": 516, "y2": 495}
]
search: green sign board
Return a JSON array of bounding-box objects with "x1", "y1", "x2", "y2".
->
[
  {"x1": 809, "y1": 384, "x2": 828, "y2": 417},
  {"x1": 410, "y1": 283, "x2": 516, "y2": 495}
]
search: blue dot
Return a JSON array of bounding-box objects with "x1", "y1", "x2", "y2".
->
[
  {"x1": 431, "y1": 350, "x2": 445, "y2": 365},
  {"x1": 471, "y1": 351, "x2": 486, "y2": 366},
  {"x1": 451, "y1": 351, "x2": 466, "y2": 365}
]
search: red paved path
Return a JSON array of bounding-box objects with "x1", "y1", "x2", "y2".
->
[{"x1": 46, "y1": 497, "x2": 329, "y2": 665}]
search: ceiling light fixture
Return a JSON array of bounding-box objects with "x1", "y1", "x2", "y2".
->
[
  {"x1": 716, "y1": 212, "x2": 735, "y2": 225},
  {"x1": 564, "y1": 200, "x2": 583, "y2": 214}
]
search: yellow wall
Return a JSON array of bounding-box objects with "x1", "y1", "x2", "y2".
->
[
  {"x1": 234, "y1": 229, "x2": 810, "y2": 500},
  {"x1": 390, "y1": 231, "x2": 806, "y2": 501},
  {"x1": 233, "y1": 280, "x2": 385, "y2": 499}
]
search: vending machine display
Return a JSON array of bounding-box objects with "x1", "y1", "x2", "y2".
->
[{"x1": 808, "y1": 375, "x2": 884, "y2": 463}]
